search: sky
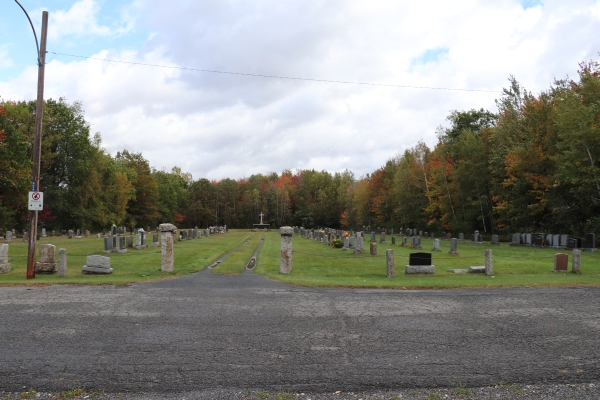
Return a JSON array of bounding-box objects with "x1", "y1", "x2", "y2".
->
[{"x1": 1, "y1": 0, "x2": 600, "y2": 181}]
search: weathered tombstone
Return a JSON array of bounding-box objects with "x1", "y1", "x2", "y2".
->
[
  {"x1": 386, "y1": 249, "x2": 394, "y2": 278},
  {"x1": 411, "y1": 236, "x2": 417, "y2": 247},
  {"x1": 449, "y1": 238, "x2": 459, "y2": 255},
  {"x1": 51, "y1": 230, "x2": 55, "y2": 237},
  {"x1": 324, "y1": 234, "x2": 329, "y2": 245},
  {"x1": 414, "y1": 236, "x2": 422, "y2": 250},
  {"x1": 342, "y1": 237, "x2": 350, "y2": 251},
  {"x1": 41, "y1": 228, "x2": 46, "y2": 237},
  {"x1": 510, "y1": 233, "x2": 521, "y2": 246},
  {"x1": 279, "y1": 226, "x2": 293, "y2": 274},
  {"x1": 349, "y1": 236, "x2": 355, "y2": 248},
  {"x1": 552, "y1": 234, "x2": 560, "y2": 249},
  {"x1": 491, "y1": 235, "x2": 499, "y2": 245},
  {"x1": 159, "y1": 224, "x2": 177, "y2": 272},
  {"x1": 401, "y1": 236, "x2": 407, "y2": 246},
  {"x1": 0, "y1": 244, "x2": 11, "y2": 273},
  {"x1": 134, "y1": 229, "x2": 148, "y2": 250},
  {"x1": 370, "y1": 232, "x2": 375, "y2": 242},
  {"x1": 35, "y1": 244, "x2": 57, "y2": 273},
  {"x1": 67, "y1": 230, "x2": 73, "y2": 239},
  {"x1": 354, "y1": 236, "x2": 363, "y2": 255},
  {"x1": 82, "y1": 255, "x2": 113, "y2": 274},
  {"x1": 370, "y1": 242, "x2": 377, "y2": 256},
  {"x1": 76, "y1": 229, "x2": 81, "y2": 238},
  {"x1": 445, "y1": 232, "x2": 451, "y2": 240},
  {"x1": 4, "y1": 231, "x2": 12, "y2": 244},
  {"x1": 572, "y1": 249, "x2": 581, "y2": 273},
  {"x1": 432, "y1": 239, "x2": 441, "y2": 252},
  {"x1": 85, "y1": 230, "x2": 90, "y2": 238},
  {"x1": 553, "y1": 253, "x2": 568, "y2": 271},
  {"x1": 126, "y1": 235, "x2": 133, "y2": 248},
  {"x1": 585, "y1": 233, "x2": 597, "y2": 251},
  {"x1": 469, "y1": 266, "x2": 486, "y2": 273},
  {"x1": 152, "y1": 233, "x2": 159, "y2": 247},
  {"x1": 485, "y1": 249, "x2": 493, "y2": 276},
  {"x1": 58, "y1": 248, "x2": 67, "y2": 277},
  {"x1": 405, "y1": 252, "x2": 435, "y2": 274},
  {"x1": 391, "y1": 235, "x2": 396, "y2": 245},
  {"x1": 118, "y1": 235, "x2": 127, "y2": 253},
  {"x1": 380, "y1": 232, "x2": 386, "y2": 243},
  {"x1": 23, "y1": 231, "x2": 29, "y2": 242},
  {"x1": 103, "y1": 237, "x2": 113, "y2": 253}
]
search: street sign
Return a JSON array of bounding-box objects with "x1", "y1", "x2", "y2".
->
[{"x1": 28, "y1": 191, "x2": 43, "y2": 211}]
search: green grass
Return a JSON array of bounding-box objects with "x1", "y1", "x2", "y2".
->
[
  {"x1": 211, "y1": 233, "x2": 261, "y2": 274},
  {"x1": 2, "y1": 230, "x2": 599, "y2": 289},
  {"x1": 0, "y1": 231, "x2": 252, "y2": 285},
  {"x1": 253, "y1": 232, "x2": 600, "y2": 289}
]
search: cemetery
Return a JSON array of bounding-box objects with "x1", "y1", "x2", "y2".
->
[{"x1": 1, "y1": 225, "x2": 599, "y2": 289}]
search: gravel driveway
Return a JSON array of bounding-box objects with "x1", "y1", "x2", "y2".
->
[{"x1": 1, "y1": 270, "x2": 599, "y2": 398}]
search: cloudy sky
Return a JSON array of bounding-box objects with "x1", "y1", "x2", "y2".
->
[{"x1": 1, "y1": 0, "x2": 600, "y2": 180}]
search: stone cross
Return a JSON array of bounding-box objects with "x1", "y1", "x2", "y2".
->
[{"x1": 259, "y1": 212, "x2": 264, "y2": 224}]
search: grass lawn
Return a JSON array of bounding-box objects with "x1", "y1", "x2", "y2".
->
[
  {"x1": 0, "y1": 231, "x2": 252, "y2": 286},
  {"x1": 2, "y1": 230, "x2": 598, "y2": 289},
  {"x1": 253, "y1": 231, "x2": 600, "y2": 289}
]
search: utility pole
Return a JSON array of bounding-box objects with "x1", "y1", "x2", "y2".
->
[{"x1": 26, "y1": 11, "x2": 48, "y2": 279}]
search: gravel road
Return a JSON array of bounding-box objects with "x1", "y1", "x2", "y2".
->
[{"x1": 1, "y1": 269, "x2": 599, "y2": 398}]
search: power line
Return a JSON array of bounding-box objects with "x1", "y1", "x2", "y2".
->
[{"x1": 48, "y1": 51, "x2": 502, "y2": 93}]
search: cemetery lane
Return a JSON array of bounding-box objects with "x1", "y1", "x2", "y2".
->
[{"x1": 1, "y1": 272, "x2": 599, "y2": 393}]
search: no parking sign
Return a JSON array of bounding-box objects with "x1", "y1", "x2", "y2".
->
[{"x1": 28, "y1": 191, "x2": 44, "y2": 211}]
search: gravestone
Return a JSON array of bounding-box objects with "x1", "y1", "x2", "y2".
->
[
  {"x1": 342, "y1": 237, "x2": 350, "y2": 251},
  {"x1": 159, "y1": 223, "x2": 177, "y2": 272},
  {"x1": 82, "y1": 255, "x2": 113, "y2": 274},
  {"x1": 459, "y1": 233, "x2": 464, "y2": 241},
  {"x1": 391, "y1": 236, "x2": 396, "y2": 245},
  {"x1": 23, "y1": 231, "x2": 29, "y2": 242},
  {"x1": 491, "y1": 235, "x2": 499, "y2": 245},
  {"x1": 448, "y1": 238, "x2": 459, "y2": 255},
  {"x1": 41, "y1": 228, "x2": 46, "y2": 237},
  {"x1": 469, "y1": 266, "x2": 485, "y2": 273},
  {"x1": 525, "y1": 233, "x2": 532, "y2": 246},
  {"x1": 134, "y1": 229, "x2": 147, "y2": 250},
  {"x1": 585, "y1": 233, "x2": 597, "y2": 251},
  {"x1": 432, "y1": 239, "x2": 441, "y2": 252},
  {"x1": 126, "y1": 235, "x2": 133, "y2": 248},
  {"x1": 324, "y1": 234, "x2": 329, "y2": 245},
  {"x1": 51, "y1": 230, "x2": 55, "y2": 237},
  {"x1": 152, "y1": 233, "x2": 159, "y2": 247},
  {"x1": 370, "y1": 242, "x2": 377, "y2": 256},
  {"x1": 354, "y1": 236, "x2": 363, "y2": 255},
  {"x1": 567, "y1": 238, "x2": 581, "y2": 249},
  {"x1": 380, "y1": 232, "x2": 386, "y2": 243},
  {"x1": 35, "y1": 244, "x2": 57, "y2": 273},
  {"x1": 103, "y1": 237, "x2": 113, "y2": 253},
  {"x1": 545, "y1": 234, "x2": 553, "y2": 248},
  {"x1": 111, "y1": 224, "x2": 117, "y2": 236},
  {"x1": 118, "y1": 235, "x2": 127, "y2": 254},
  {"x1": 552, "y1": 234, "x2": 560, "y2": 249},
  {"x1": 405, "y1": 252, "x2": 435, "y2": 274},
  {"x1": 4, "y1": 231, "x2": 12, "y2": 244},
  {"x1": 446, "y1": 233, "x2": 451, "y2": 240},
  {"x1": 510, "y1": 233, "x2": 521, "y2": 246},
  {"x1": 349, "y1": 236, "x2": 354, "y2": 248},
  {"x1": 533, "y1": 233, "x2": 544, "y2": 247},
  {"x1": 279, "y1": 226, "x2": 293, "y2": 274},
  {"x1": 553, "y1": 253, "x2": 568, "y2": 272},
  {"x1": 68, "y1": 230, "x2": 73, "y2": 239},
  {"x1": 414, "y1": 236, "x2": 422, "y2": 250},
  {"x1": 401, "y1": 236, "x2": 407, "y2": 246},
  {"x1": 58, "y1": 248, "x2": 67, "y2": 277},
  {"x1": 485, "y1": 249, "x2": 493, "y2": 276},
  {"x1": 0, "y1": 244, "x2": 11, "y2": 273},
  {"x1": 572, "y1": 249, "x2": 581, "y2": 273},
  {"x1": 386, "y1": 249, "x2": 394, "y2": 278},
  {"x1": 370, "y1": 232, "x2": 375, "y2": 242},
  {"x1": 560, "y1": 234, "x2": 568, "y2": 248}
]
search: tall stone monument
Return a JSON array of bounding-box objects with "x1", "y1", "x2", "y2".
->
[
  {"x1": 159, "y1": 224, "x2": 177, "y2": 272},
  {"x1": 279, "y1": 226, "x2": 293, "y2": 274}
]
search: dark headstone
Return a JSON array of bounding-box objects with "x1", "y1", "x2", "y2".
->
[
  {"x1": 533, "y1": 233, "x2": 544, "y2": 247},
  {"x1": 585, "y1": 233, "x2": 596, "y2": 250},
  {"x1": 409, "y1": 252, "x2": 431, "y2": 266}
]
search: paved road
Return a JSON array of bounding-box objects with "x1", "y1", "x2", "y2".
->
[{"x1": 1, "y1": 270, "x2": 599, "y2": 395}]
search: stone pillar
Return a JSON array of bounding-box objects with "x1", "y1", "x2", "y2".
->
[
  {"x1": 0, "y1": 244, "x2": 11, "y2": 274},
  {"x1": 485, "y1": 249, "x2": 493, "y2": 276},
  {"x1": 572, "y1": 248, "x2": 581, "y2": 274},
  {"x1": 370, "y1": 242, "x2": 377, "y2": 256},
  {"x1": 386, "y1": 249, "x2": 394, "y2": 278},
  {"x1": 159, "y1": 223, "x2": 177, "y2": 272},
  {"x1": 279, "y1": 226, "x2": 293, "y2": 274},
  {"x1": 58, "y1": 248, "x2": 67, "y2": 277}
]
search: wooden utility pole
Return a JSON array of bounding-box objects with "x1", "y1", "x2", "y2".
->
[{"x1": 26, "y1": 11, "x2": 48, "y2": 279}]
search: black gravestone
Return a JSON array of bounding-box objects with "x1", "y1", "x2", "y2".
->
[
  {"x1": 409, "y1": 252, "x2": 432, "y2": 266},
  {"x1": 534, "y1": 233, "x2": 544, "y2": 247},
  {"x1": 567, "y1": 238, "x2": 582, "y2": 249},
  {"x1": 585, "y1": 233, "x2": 596, "y2": 249}
]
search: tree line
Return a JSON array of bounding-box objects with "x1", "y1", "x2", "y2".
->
[{"x1": 1, "y1": 60, "x2": 599, "y2": 236}]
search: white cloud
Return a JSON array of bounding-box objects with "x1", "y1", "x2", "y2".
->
[
  {"x1": 45, "y1": 0, "x2": 135, "y2": 40},
  {"x1": 0, "y1": 45, "x2": 14, "y2": 68},
  {"x1": 3, "y1": 0, "x2": 600, "y2": 180}
]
